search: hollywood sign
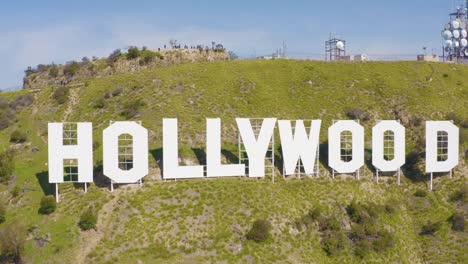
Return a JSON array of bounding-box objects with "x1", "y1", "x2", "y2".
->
[{"x1": 48, "y1": 119, "x2": 459, "y2": 186}]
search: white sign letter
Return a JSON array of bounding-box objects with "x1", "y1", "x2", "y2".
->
[
  {"x1": 103, "y1": 121, "x2": 148, "y2": 183},
  {"x1": 206, "y1": 118, "x2": 245, "y2": 177},
  {"x1": 236, "y1": 118, "x2": 276, "y2": 177},
  {"x1": 328, "y1": 120, "x2": 364, "y2": 173},
  {"x1": 48, "y1": 123, "x2": 93, "y2": 183},
  {"x1": 426, "y1": 121, "x2": 459, "y2": 173},
  {"x1": 372, "y1": 120, "x2": 405, "y2": 172},
  {"x1": 279, "y1": 120, "x2": 321, "y2": 175},
  {"x1": 163, "y1": 118, "x2": 204, "y2": 179}
]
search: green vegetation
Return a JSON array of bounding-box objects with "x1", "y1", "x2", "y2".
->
[
  {"x1": 52, "y1": 87, "x2": 69, "y2": 104},
  {"x1": 246, "y1": 219, "x2": 271, "y2": 242},
  {"x1": 0, "y1": 60, "x2": 466, "y2": 263},
  {"x1": 38, "y1": 195, "x2": 56, "y2": 215},
  {"x1": 78, "y1": 209, "x2": 98, "y2": 231},
  {"x1": 0, "y1": 222, "x2": 26, "y2": 263},
  {"x1": 0, "y1": 150, "x2": 14, "y2": 183},
  {"x1": 0, "y1": 203, "x2": 5, "y2": 223},
  {"x1": 9, "y1": 130, "x2": 27, "y2": 143}
]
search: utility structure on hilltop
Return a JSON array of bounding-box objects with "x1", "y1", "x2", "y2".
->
[
  {"x1": 441, "y1": 0, "x2": 468, "y2": 63},
  {"x1": 325, "y1": 35, "x2": 346, "y2": 61}
]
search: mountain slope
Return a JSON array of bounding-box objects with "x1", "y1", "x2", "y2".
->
[{"x1": 0, "y1": 59, "x2": 466, "y2": 263}]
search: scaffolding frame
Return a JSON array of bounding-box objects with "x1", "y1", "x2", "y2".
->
[
  {"x1": 282, "y1": 120, "x2": 320, "y2": 179},
  {"x1": 374, "y1": 120, "x2": 401, "y2": 185},
  {"x1": 109, "y1": 121, "x2": 143, "y2": 192},
  {"x1": 238, "y1": 118, "x2": 275, "y2": 183},
  {"x1": 325, "y1": 37, "x2": 346, "y2": 61},
  {"x1": 331, "y1": 120, "x2": 360, "y2": 180}
]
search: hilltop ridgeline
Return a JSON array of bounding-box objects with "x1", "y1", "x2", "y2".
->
[{"x1": 22, "y1": 46, "x2": 230, "y2": 90}]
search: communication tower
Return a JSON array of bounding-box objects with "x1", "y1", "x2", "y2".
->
[
  {"x1": 441, "y1": 1, "x2": 468, "y2": 63},
  {"x1": 325, "y1": 35, "x2": 346, "y2": 61}
]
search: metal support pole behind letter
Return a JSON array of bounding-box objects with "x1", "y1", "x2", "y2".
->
[
  {"x1": 430, "y1": 173, "x2": 433, "y2": 191},
  {"x1": 55, "y1": 183, "x2": 59, "y2": 203}
]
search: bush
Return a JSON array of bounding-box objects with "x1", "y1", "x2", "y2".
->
[
  {"x1": 372, "y1": 229, "x2": 394, "y2": 252},
  {"x1": 246, "y1": 219, "x2": 271, "y2": 242},
  {"x1": 10, "y1": 94, "x2": 33, "y2": 110},
  {"x1": 112, "y1": 87, "x2": 123, "y2": 96},
  {"x1": 345, "y1": 108, "x2": 370, "y2": 121},
  {"x1": 39, "y1": 195, "x2": 56, "y2": 215},
  {"x1": 49, "y1": 65, "x2": 59, "y2": 78},
  {"x1": 10, "y1": 185, "x2": 20, "y2": 198},
  {"x1": 107, "y1": 49, "x2": 121, "y2": 66},
  {"x1": 0, "y1": 150, "x2": 14, "y2": 183},
  {"x1": 127, "y1": 46, "x2": 140, "y2": 59},
  {"x1": 318, "y1": 216, "x2": 341, "y2": 231},
  {"x1": 9, "y1": 130, "x2": 27, "y2": 143},
  {"x1": 120, "y1": 99, "x2": 144, "y2": 119},
  {"x1": 0, "y1": 222, "x2": 26, "y2": 263},
  {"x1": 52, "y1": 87, "x2": 69, "y2": 104},
  {"x1": 321, "y1": 231, "x2": 347, "y2": 256},
  {"x1": 420, "y1": 220, "x2": 441, "y2": 235},
  {"x1": 414, "y1": 189, "x2": 428, "y2": 197},
  {"x1": 0, "y1": 203, "x2": 5, "y2": 223},
  {"x1": 409, "y1": 116, "x2": 423, "y2": 127},
  {"x1": 93, "y1": 97, "x2": 106, "y2": 109},
  {"x1": 63, "y1": 61, "x2": 80, "y2": 77},
  {"x1": 449, "y1": 212, "x2": 465, "y2": 231},
  {"x1": 449, "y1": 186, "x2": 467, "y2": 202},
  {"x1": 78, "y1": 209, "x2": 98, "y2": 231}
]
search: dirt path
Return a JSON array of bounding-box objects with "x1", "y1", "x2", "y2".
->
[
  {"x1": 75, "y1": 192, "x2": 120, "y2": 264},
  {"x1": 76, "y1": 185, "x2": 142, "y2": 263},
  {"x1": 62, "y1": 88, "x2": 79, "y2": 122}
]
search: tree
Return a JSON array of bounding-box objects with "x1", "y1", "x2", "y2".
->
[
  {"x1": 39, "y1": 195, "x2": 56, "y2": 215},
  {"x1": 127, "y1": 46, "x2": 140, "y2": 59},
  {"x1": 0, "y1": 222, "x2": 26, "y2": 264}
]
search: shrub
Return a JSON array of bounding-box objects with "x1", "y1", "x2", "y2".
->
[
  {"x1": 372, "y1": 229, "x2": 394, "y2": 252},
  {"x1": 10, "y1": 185, "x2": 20, "y2": 198},
  {"x1": 63, "y1": 61, "x2": 80, "y2": 77},
  {"x1": 52, "y1": 87, "x2": 69, "y2": 104},
  {"x1": 78, "y1": 209, "x2": 98, "y2": 231},
  {"x1": 449, "y1": 212, "x2": 465, "y2": 231},
  {"x1": 9, "y1": 130, "x2": 27, "y2": 143},
  {"x1": 345, "y1": 108, "x2": 370, "y2": 121},
  {"x1": 321, "y1": 231, "x2": 347, "y2": 256},
  {"x1": 409, "y1": 116, "x2": 423, "y2": 127},
  {"x1": 449, "y1": 186, "x2": 467, "y2": 202},
  {"x1": 10, "y1": 94, "x2": 33, "y2": 110},
  {"x1": 0, "y1": 150, "x2": 14, "y2": 183},
  {"x1": 0, "y1": 203, "x2": 5, "y2": 223},
  {"x1": 127, "y1": 46, "x2": 140, "y2": 59},
  {"x1": 120, "y1": 99, "x2": 144, "y2": 119},
  {"x1": 420, "y1": 220, "x2": 441, "y2": 235},
  {"x1": 112, "y1": 87, "x2": 123, "y2": 96},
  {"x1": 107, "y1": 49, "x2": 121, "y2": 66},
  {"x1": 246, "y1": 219, "x2": 271, "y2": 242},
  {"x1": 318, "y1": 216, "x2": 341, "y2": 231},
  {"x1": 49, "y1": 65, "x2": 59, "y2": 78},
  {"x1": 414, "y1": 189, "x2": 428, "y2": 197},
  {"x1": 0, "y1": 222, "x2": 26, "y2": 263},
  {"x1": 39, "y1": 195, "x2": 56, "y2": 215},
  {"x1": 93, "y1": 97, "x2": 106, "y2": 109}
]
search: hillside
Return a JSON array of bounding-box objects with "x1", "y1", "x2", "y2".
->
[{"x1": 0, "y1": 59, "x2": 467, "y2": 263}]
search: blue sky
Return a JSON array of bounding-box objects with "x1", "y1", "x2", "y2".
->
[{"x1": 0, "y1": 0, "x2": 463, "y2": 89}]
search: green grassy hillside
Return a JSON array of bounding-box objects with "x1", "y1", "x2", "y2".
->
[{"x1": 0, "y1": 60, "x2": 466, "y2": 263}]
